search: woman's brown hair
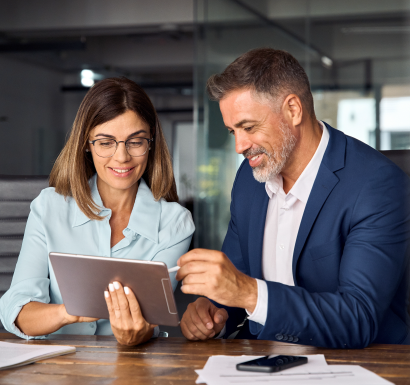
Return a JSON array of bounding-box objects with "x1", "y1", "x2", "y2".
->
[{"x1": 49, "y1": 77, "x2": 178, "y2": 220}]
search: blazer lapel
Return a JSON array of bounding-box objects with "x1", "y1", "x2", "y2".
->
[
  {"x1": 292, "y1": 124, "x2": 346, "y2": 284},
  {"x1": 292, "y1": 167, "x2": 339, "y2": 283},
  {"x1": 248, "y1": 182, "x2": 269, "y2": 279}
]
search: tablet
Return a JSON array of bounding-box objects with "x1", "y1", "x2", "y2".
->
[{"x1": 49, "y1": 252, "x2": 179, "y2": 326}]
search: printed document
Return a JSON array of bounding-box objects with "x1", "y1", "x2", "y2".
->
[
  {"x1": 0, "y1": 341, "x2": 75, "y2": 370},
  {"x1": 196, "y1": 354, "x2": 392, "y2": 385}
]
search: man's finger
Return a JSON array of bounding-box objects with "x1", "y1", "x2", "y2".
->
[
  {"x1": 187, "y1": 303, "x2": 215, "y2": 336},
  {"x1": 181, "y1": 271, "x2": 209, "y2": 286},
  {"x1": 178, "y1": 249, "x2": 223, "y2": 268},
  {"x1": 180, "y1": 320, "x2": 199, "y2": 341},
  {"x1": 176, "y1": 261, "x2": 211, "y2": 281},
  {"x1": 185, "y1": 312, "x2": 214, "y2": 340},
  {"x1": 180, "y1": 283, "x2": 207, "y2": 296},
  {"x1": 196, "y1": 301, "x2": 214, "y2": 330},
  {"x1": 213, "y1": 308, "x2": 228, "y2": 325}
]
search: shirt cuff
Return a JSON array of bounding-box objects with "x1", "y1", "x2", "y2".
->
[
  {"x1": 245, "y1": 279, "x2": 268, "y2": 326},
  {"x1": 1, "y1": 298, "x2": 47, "y2": 340}
]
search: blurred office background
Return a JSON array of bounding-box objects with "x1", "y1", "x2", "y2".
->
[{"x1": 1, "y1": 0, "x2": 410, "y2": 334}]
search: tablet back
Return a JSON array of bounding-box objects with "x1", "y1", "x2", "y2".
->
[{"x1": 49, "y1": 253, "x2": 179, "y2": 327}]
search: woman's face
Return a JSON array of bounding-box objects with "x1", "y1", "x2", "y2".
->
[{"x1": 88, "y1": 110, "x2": 151, "y2": 194}]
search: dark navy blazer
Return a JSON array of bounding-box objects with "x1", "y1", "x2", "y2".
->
[{"x1": 219, "y1": 123, "x2": 410, "y2": 348}]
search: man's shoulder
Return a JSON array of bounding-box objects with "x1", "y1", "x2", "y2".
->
[
  {"x1": 343, "y1": 133, "x2": 407, "y2": 179},
  {"x1": 326, "y1": 125, "x2": 407, "y2": 180}
]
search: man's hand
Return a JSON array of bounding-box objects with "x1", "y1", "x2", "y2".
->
[
  {"x1": 176, "y1": 249, "x2": 258, "y2": 312},
  {"x1": 181, "y1": 297, "x2": 228, "y2": 340}
]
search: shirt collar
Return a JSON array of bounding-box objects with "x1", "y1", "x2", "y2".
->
[
  {"x1": 127, "y1": 178, "x2": 160, "y2": 244},
  {"x1": 265, "y1": 174, "x2": 282, "y2": 199},
  {"x1": 72, "y1": 175, "x2": 160, "y2": 244},
  {"x1": 265, "y1": 121, "x2": 329, "y2": 204}
]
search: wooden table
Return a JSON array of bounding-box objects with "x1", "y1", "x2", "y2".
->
[{"x1": 1, "y1": 333, "x2": 410, "y2": 384}]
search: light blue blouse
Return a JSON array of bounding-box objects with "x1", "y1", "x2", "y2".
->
[{"x1": 0, "y1": 175, "x2": 195, "y2": 339}]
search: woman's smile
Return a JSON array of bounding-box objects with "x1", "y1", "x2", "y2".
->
[{"x1": 108, "y1": 166, "x2": 136, "y2": 177}]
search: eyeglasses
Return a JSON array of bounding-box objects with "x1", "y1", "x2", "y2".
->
[{"x1": 88, "y1": 137, "x2": 153, "y2": 158}]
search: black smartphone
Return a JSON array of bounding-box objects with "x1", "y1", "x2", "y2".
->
[{"x1": 236, "y1": 355, "x2": 308, "y2": 373}]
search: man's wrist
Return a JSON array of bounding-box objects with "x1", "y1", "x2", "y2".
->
[
  {"x1": 246, "y1": 279, "x2": 268, "y2": 326},
  {"x1": 241, "y1": 276, "x2": 258, "y2": 312}
]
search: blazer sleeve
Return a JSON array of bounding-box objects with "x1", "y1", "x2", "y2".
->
[
  {"x1": 213, "y1": 162, "x2": 250, "y2": 337},
  {"x1": 258, "y1": 164, "x2": 410, "y2": 348}
]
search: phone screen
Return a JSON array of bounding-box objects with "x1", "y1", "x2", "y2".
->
[{"x1": 236, "y1": 355, "x2": 308, "y2": 373}]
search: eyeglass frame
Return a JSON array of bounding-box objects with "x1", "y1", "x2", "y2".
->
[{"x1": 88, "y1": 137, "x2": 154, "y2": 158}]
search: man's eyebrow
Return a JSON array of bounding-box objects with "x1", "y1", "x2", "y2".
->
[
  {"x1": 233, "y1": 119, "x2": 258, "y2": 128},
  {"x1": 94, "y1": 130, "x2": 148, "y2": 139}
]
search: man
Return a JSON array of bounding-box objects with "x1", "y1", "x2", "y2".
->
[{"x1": 176, "y1": 48, "x2": 410, "y2": 348}]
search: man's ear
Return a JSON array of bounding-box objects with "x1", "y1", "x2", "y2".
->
[{"x1": 282, "y1": 94, "x2": 303, "y2": 126}]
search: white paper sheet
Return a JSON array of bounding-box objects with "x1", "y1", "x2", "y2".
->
[
  {"x1": 0, "y1": 341, "x2": 76, "y2": 370},
  {"x1": 195, "y1": 354, "x2": 392, "y2": 385}
]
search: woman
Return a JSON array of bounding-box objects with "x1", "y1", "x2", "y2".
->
[{"x1": 0, "y1": 77, "x2": 195, "y2": 345}]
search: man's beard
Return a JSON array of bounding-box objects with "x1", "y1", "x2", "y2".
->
[{"x1": 243, "y1": 120, "x2": 297, "y2": 183}]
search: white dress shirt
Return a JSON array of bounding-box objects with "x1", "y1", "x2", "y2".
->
[{"x1": 247, "y1": 121, "x2": 329, "y2": 325}]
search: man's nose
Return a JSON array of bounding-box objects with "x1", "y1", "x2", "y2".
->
[{"x1": 235, "y1": 131, "x2": 251, "y2": 155}]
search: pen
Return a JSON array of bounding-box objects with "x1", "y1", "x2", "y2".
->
[{"x1": 168, "y1": 266, "x2": 180, "y2": 273}]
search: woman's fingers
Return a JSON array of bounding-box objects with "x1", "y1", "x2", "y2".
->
[
  {"x1": 113, "y1": 281, "x2": 133, "y2": 318},
  {"x1": 108, "y1": 283, "x2": 122, "y2": 319},
  {"x1": 123, "y1": 286, "x2": 145, "y2": 324},
  {"x1": 104, "y1": 289, "x2": 114, "y2": 316},
  {"x1": 104, "y1": 282, "x2": 155, "y2": 346}
]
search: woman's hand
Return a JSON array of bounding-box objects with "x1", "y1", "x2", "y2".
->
[
  {"x1": 105, "y1": 281, "x2": 157, "y2": 346},
  {"x1": 60, "y1": 305, "x2": 99, "y2": 325}
]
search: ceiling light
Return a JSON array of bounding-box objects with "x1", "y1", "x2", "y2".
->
[
  {"x1": 81, "y1": 77, "x2": 94, "y2": 87},
  {"x1": 321, "y1": 56, "x2": 333, "y2": 68},
  {"x1": 81, "y1": 69, "x2": 94, "y2": 88}
]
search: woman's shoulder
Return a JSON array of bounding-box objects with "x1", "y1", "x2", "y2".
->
[
  {"x1": 159, "y1": 199, "x2": 194, "y2": 224},
  {"x1": 138, "y1": 179, "x2": 194, "y2": 230},
  {"x1": 157, "y1": 199, "x2": 195, "y2": 241},
  {"x1": 30, "y1": 187, "x2": 75, "y2": 216}
]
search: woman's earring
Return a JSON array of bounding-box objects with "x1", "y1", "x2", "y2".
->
[{"x1": 85, "y1": 149, "x2": 90, "y2": 152}]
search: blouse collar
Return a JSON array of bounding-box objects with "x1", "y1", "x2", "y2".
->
[{"x1": 72, "y1": 174, "x2": 161, "y2": 244}]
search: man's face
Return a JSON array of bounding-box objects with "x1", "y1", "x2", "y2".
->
[{"x1": 219, "y1": 89, "x2": 297, "y2": 182}]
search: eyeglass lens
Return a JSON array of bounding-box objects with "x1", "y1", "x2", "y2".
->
[{"x1": 94, "y1": 138, "x2": 149, "y2": 158}]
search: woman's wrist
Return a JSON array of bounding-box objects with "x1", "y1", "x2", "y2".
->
[
  {"x1": 135, "y1": 324, "x2": 155, "y2": 345},
  {"x1": 59, "y1": 304, "x2": 77, "y2": 326}
]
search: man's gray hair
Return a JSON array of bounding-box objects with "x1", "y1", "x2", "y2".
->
[{"x1": 206, "y1": 48, "x2": 315, "y2": 116}]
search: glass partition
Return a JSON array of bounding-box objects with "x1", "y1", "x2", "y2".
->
[
  {"x1": 194, "y1": 0, "x2": 320, "y2": 249},
  {"x1": 194, "y1": 0, "x2": 410, "y2": 250}
]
